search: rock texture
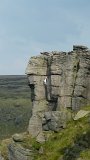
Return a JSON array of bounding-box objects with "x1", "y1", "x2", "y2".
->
[
  {"x1": 8, "y1": 143, "x2": 33, "y2": 160},
  {"x1": 26, "y1": 45, "x2": 90, "y2": 137}
]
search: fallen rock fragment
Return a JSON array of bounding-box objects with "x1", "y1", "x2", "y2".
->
[{"x1": 73, "y1": 110, "x2": 90, "y2": 120}]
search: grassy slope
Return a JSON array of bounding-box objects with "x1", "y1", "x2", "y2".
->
[
  {"x1": 0, "y1": 109, "x2": 90, "y2": 160},
  {"x1": 21, "y1": 106, "x2": 90, "y2": 160},
  {"x1": 0, "y1": 75, "x2": 32, "y2": 139},
  {"x1": 0, "y1": 76, "x2": 90, "y2": 159}
]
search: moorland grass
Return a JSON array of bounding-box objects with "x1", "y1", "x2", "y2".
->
[
  {"x1": 0, "y1": 75, "x2": 32, "y2": 139},
  {"x1": 21, "y1": 106, "x2": 90, "y2": 160}
]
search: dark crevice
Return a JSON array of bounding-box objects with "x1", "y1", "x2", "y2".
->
[
  {"x1": 28, "y1": 84, "x2": 35, "y2": 102},
  {"x1": 51, "y1": 85, "x2": 59, "y2": 87},
  {"x1": 48, "y1": 98, "x2": 58, "y2": 111},
  {"x1": 51, "y1": 73, "x2": 62, "y2": 75},
  {"x1": 76, "y1": 85, "x2": 87, "y2": 88},
  {"x1": 45, "y1": 85, "x2": 48, "y2": 100},
  {"x1": 46, "y1": 56, "x2": 53, "y2": 101},
  {"x1": 71, "y1": 84, "x2": 87, "y2": 88},
  {"x1": 58, "y1": 95, "x2": 72, "y2": 97},
  {"x1": 71, "y1": 56, "x2": 80, "y2": 108},
  {"x1": 76, "y1": 95, "x2": 87, "y2": 99},
  {"x1": 45, "y1": 56, "x2": 58, "y2": 111}
]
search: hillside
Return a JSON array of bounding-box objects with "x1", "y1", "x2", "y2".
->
[
  {"x1": 21, "y1": 106, "x2": 90, "y2": 160},
  {"x1": 0, "y1": 75, "x2": 32, "y2": 139},
  {"x1": 0, "y1": 75, "x2": 30, "y2": 99},
  {"x1": 0, "y1": 106, "x2": 90, "y2": 160}
]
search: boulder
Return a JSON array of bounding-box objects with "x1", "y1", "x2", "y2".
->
[
  {"x1": 36, "y1": 132, "x2": 45, "y2": 143},
  {"x1": 39, "y1": 146, "x2": 44, "y2": 154},
  {"x1": 12, "y1": 134, "x2": 24, "y2": 142}
]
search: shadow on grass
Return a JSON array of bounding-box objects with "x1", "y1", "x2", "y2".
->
[{"x1": 61, "y1": 130, "x2": 90, "y2": 160}]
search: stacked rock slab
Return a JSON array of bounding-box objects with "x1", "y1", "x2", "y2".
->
[{"x1": 26, "y1": 46, "x2": 90, "y2": 136}]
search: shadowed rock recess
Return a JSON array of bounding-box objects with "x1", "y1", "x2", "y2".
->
[{"x1": 25, "y1": 45, "x2": 90, "y2": 139}]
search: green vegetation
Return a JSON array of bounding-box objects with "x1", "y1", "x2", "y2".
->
[
  {"x1": 0, "y1": 75, "x2": 32, "y2": 139},
  {"x1": 0, "y1": 75, "x2": 90, "y2": 159},
  {"x1": 0, "y1": 98, "x2": 32, "y2": 139},
  {"x1": 0, "y1": 75, "x2": 30, "y2": 99},
  {"x1": 0, "y1": 138, "x2": 11, "y2": 160},
  {"x1": 21, "y1": 106, "x2": 90, "y2": 160},
  {"x1": 0, "y1": 106, "x2": 89, "y2": 160}
]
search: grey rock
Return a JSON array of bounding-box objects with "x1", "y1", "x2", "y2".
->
[
  {"x1": 26, "y1": 45, "x2": 90, "y2": 135},
  {"x1": 25, "y1": 55, "x2": 47, "y2": 75},
  {"x1": 28, "y1": 113, "x2": 42, "y2": 137},
  {"x1": 73, "y1": 110, "x2": 90, "y2": 120},
  {"x1": 39, "y1": 146, "x2": 44, "y2": 154},
  {"x1": 12, "y1": 134, "x2": 24, "y2": 142},
  {"x1": 73, "y1": 45, "x2": 88, "y2": 51},
  {"x1": 44, "y1": 112, "x2": 52, "y2": 120},
  {"x1": 42, "y1": 124, "x2": 49, "y2": 131},
  {"x1": 36, "y1": 132, "x2": 45, "y2": 143},
  {"x1": 8, "y1": 143, "x2": 34, "y2": 160},
  {"x1": 42, "y1": 111, "x2": 69, "y2": 132}
]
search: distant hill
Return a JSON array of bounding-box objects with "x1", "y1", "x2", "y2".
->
[
  {"x1": 0, "y1": 75, "x2": 30, "y2": 99},
  {"x1": 0, "y1": 75, "x2": 32, "y2": 139}
]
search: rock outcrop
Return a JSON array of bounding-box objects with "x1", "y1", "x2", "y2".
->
[{"x1": 26, "y1": 45, "x2": 90, "y2": 139}]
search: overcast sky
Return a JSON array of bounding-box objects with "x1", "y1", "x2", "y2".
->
[{"x1": 0, "y1": 0, "x2": 90, "y2": 75}]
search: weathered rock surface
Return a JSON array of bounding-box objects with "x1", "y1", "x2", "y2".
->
[
  {"x1": 42, "y1": 110, "x2": 71, "y2": 132},
  {"x1": 73, "y1": 110, "x2": 90, "y2": 120},
  {"x1": 26, "y1": 45, "x2": 90, "y2": 136},
  {"x1": 12, "y1": 134, "x2": 24, "y2": 142},
  {"x1": 8, "y1": 142, "x2": 34, "y2": 160}
]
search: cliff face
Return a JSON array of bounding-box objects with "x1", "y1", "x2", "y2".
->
[{"x1": 26, "y1": 45, "x2": 90, "y2": 139}]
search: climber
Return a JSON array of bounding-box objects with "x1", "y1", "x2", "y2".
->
[{"x1": 43, "y1": 76, "x2": 47, "y2": 85}]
